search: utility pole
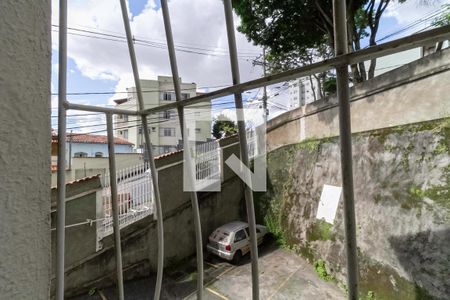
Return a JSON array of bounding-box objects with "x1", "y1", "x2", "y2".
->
[
  {"x1": 253, "y1": 49, "x2": 269, "y2": 121},
  {"x1": 262, "y1": 47, "x2": 268, "y2": 121},
  {"x1": 68, "y1": 130, "x2": 73, "y2": 170}
]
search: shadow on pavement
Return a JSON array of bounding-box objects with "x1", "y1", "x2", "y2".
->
[{"x1": 70, "y1": 237, "x2": 278, "y2": 300}]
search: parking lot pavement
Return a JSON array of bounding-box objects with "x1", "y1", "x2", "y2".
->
[
  {"x1": 71, "y1": 239, "x2": 345, "y2": 300},
  {"x1": 185, "y1": 240, "x2": 345, "y2": 300}
]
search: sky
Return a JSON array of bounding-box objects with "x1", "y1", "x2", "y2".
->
[{"x1": 51, "y1": 0, "x2": 450, "y2": 134}]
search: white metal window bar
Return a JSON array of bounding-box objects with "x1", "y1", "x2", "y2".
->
[{"x1": 54, "y1": 0, "x2": 450, "y2": 298}]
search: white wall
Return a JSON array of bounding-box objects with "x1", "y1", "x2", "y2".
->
[
  {"x1": 70, "y1": 142, "x2": 134, "y2": 158},
  {"x1": 0, "y1": 1, "x2": 51, "y2": 298}
]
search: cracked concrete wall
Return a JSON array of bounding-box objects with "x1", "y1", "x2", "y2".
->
[{"x1": 0, "y1": 1, "x2": 51, "y2": 299}]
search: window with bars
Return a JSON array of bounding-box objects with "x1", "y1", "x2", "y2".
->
[{"x1": 159, "y1": 127, "x2": 175, "y2": 137}]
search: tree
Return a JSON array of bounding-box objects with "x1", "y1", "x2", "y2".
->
[
  {"x1": 212, "y1": 114, "x2": 238, "y2": 139},
  {"x1": 432, "y1": 4, "x2": 450, "y2": 27},
  {"x1": 233, "y1": 0, "x2": 402, "y2": 84}
]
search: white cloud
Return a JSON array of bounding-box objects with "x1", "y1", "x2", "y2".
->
[
  {"x1": 52, "y1": 0, "x2": 262, "y2": 104},
  {"x1": 385, "y1": 0, "x2": 450, "y2": 26}
]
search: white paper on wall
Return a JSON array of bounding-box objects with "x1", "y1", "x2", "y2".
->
[{"x1": 316, "y1": 184, "x2": 342, "y2": 224}]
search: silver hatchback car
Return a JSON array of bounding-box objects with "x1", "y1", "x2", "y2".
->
[{"x1": 206, "y1": 221, "x2": 267, "y2": 263}]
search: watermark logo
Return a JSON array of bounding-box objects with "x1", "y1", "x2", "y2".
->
[{"x1": 183, "y1": 108, "x2": 266, "y2": 192}]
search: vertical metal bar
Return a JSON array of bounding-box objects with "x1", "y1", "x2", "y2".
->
[
  {"x1": 118, "y1": 1, "x2": 164, "y2": 299},
  {"x1": 223, "y1": 1, "x2": 260, "y2": 299},
  {"x1": 106, "y1": 113, "x2": 125, "y2": 300},
  {"x1": 332, "y1": 1, "x2": 359, "y2": 299},
  {"x1": 160, "y1": 1, "x2": 204, "y2": 298},
  {"x1": 56, "y1": 0, "x2": 68, "y2": 298}
]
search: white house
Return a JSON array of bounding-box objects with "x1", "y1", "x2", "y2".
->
[{"x1": 67, "y1": 133, "x2": 134, "y2": 158}]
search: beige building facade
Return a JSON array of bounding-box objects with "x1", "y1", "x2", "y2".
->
[{"x1": 115, "y1": 76, "x2": 212, "y2": 156}]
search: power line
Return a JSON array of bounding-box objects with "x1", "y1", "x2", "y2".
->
[
  {"x1": 52, "y1": 24, "x2": 261, "y2": 55},
  {"x1": 51, "y1": 98, "x2": 240, "y2": 118},
  {"x1": 52, "y1": 101, "x2": 240, "y2": 130},
  {"x1": 374, "y1": 7, "x2": 447, "y2": 44},
  {"x1": 51, "y1": 25, "x2": 259, "y2": 59},
  {"x1": 51, "y1": 84, "x2": 230, "y2": 96}
]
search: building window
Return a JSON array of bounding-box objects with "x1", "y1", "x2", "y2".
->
[
  {"x1": 161, "y1": 110, "x2": 172, "y2": 120},
  {"x1": 138, "y1": 126, "x2": 143, "y2": 134},
  {"x1": 163, "y1": 146, "x2": 171, "y2": 153},
  {"x1": 118, "y1": 114, "x2": 123, "y2": 119},
  {"x1": 195, "y1": 128, "x2": 201, "y2": 133},
  {"x1": 74, "y1": 152, "x2": 88, "y2": 158},
  {"x1": 181, "y1": 93, "x2": 190, "y2": 100},
  {"x1": 95, "y1": 152, "x2": 103, "y2": 157},
  {"x1": 159, "y1": 127, "x2": 175, "y2": 137},
  {"x1": 123, "y1": 129, "x2": 128, "y2": 139},
  {"x1": 161, "y1": 91, "x2": 176, "y2": 101}
]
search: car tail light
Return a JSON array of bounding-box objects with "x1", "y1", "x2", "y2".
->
[{"x1": 225, "y1": 244, "x2": 231, "y2": 251}]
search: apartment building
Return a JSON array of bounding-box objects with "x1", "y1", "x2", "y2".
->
[
  {"x1": 288, "y1": 77, "x2": 320, "y2": 109},
  {"x1": 114, "y1": 76, "x2": 211, "y2": 156}
]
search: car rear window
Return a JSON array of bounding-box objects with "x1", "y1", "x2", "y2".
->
[{"x1": 210, "y1": 229, "x2": 230, "y2": 243}]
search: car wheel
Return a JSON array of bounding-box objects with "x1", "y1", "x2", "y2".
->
[{"x1": 232, "y1": 250, "x2": 242, "y2": 265}]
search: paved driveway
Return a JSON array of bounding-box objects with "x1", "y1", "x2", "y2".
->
[
  {"x1": 71, "y1": 239, "x2": 345, "y2": 300},
  {"x1": 183, "y1": 242, "x2": 345, "y2": 300}
]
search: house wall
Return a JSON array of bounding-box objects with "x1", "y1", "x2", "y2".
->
[
  {"x1": 50, "y1": 153, "x2": 145, "y2": 187},
  {"x1": 267, "y1": 48, "x2": 450, "y2": 151},
  {"x1": 70, "y1": 142, "x2": 134, "y2": 158},
  {"x1": 50, "y1": 177, "x2": 102, "y2": 271},
  {"x1": 0, "y1": 1, "x2": 51, "y2": 299}
]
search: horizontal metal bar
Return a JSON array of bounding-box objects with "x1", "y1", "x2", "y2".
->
[
  {"x1": 66, "y1": 101, "x2": 140, "y2": 116},
  {"x1": 140, "y1": 25, "x2": 450, "y2": 115}
]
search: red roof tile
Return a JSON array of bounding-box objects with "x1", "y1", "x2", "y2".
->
[
  {"x1": 67, "y1": 133, "x2": 133, "y2": 145},
  {"x1": 52, "y1": 133, "x2": 133, "y2": 145}
]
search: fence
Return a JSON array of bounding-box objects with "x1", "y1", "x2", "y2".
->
[
  {"x1": 99, "y1": 137, "x2": 258, "y2": 238},
  {"x1": 193, "y1": 140, "x2": 222, "y2": 191},
  {"x1": 99, "y1": 163, "x2": 154, "y2": 239}
]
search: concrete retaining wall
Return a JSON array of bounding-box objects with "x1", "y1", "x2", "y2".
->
[
  {"x1": 50, "y1": 136, "x2": 245, "y2": 298},
  {"x1": 267, "y1": 49, "x2": 450, "y2": 151},
  {"x1": 258, "y1": 118, "x2": 450, "y2": 299}
]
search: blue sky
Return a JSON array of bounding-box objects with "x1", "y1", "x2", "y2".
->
[{"x1": 51, "y1": 0, "x2": 449, "y2": 133}]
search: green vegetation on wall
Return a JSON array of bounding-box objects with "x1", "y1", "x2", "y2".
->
[{"x1": 257, "y1": 118, "x2": 450, "y2": 299}]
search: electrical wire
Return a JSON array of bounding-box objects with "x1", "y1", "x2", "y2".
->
[
  {"x1": 51, "y1": 26, "x2": 258, "y2": 60},
  {"x1": 51, "y1": 24, "x2": 261, "y2": 56},
  {"x1": 51, "y1": 84, "x2": 231, "y2": 96}
]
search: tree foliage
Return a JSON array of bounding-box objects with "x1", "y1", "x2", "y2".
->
[
  {"x1": 233, "y1": 0, "x2": 400, "y2": 85},
  {"x1": 432, "y1": 4, "x2": 450, "y2": 27},
  {"x1": 212, "y1": 114, "x2": 237, "y2": 139}
]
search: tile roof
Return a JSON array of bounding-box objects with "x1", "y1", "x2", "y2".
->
[
  {"x1": 51, "y1": 174, "x2": 101, "y2": 190},
  {"x1": 113, "y1": 98, "x2": 129, "y2": 105},
  {"x1": 52, "y1": 133, "x2": 134, "y2": 145}
]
